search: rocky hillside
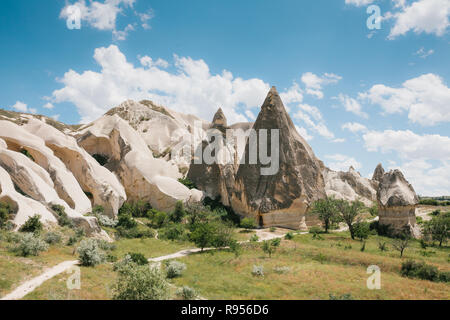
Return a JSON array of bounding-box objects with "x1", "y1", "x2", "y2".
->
[{"x1": 0, "y1": 87, "x2": 419, "y2": 235}]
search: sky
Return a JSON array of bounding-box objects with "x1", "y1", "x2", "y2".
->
[{"x1": 0, "y1": 0, "x2": 449, "y2": 196}]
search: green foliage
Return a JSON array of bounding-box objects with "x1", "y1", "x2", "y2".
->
[
  {"x1": 152, "y1": 210, "x2": 169, "y2": 229},
  {"x1": 51, "y1": 204, "x2": 73, "y2": 228},
  {"x1": 400, "y1": 260, "x2": 449, "y2": 282},
  {"x1": 309, "y1": 226, "x2": 324, "y2": 235},
  {"x1": 11, "y1": 233, "x2": 49, "y2": 257},
  {"x1": 284, "y1": 232, "x2": 294, "y2": 240},
  {"x1": 377, "y1": 241, "x2": 388, "y2": 251},
  {"x1": 423, "y1": 212, "x2": 449, "y2": 247},
  {"x1": 169, "y1": 201, "x2": 186, "y2": 223},
  {"x1": 240, "y1": 217, "x2": 257, "y2": 230},
  {"x1": 249, "y1": 234, "x2": 259, "y2": 242},
  {"x1": 269, "y1": 227, "x2": 276, "y2": 232},
  {"x1": 310, "y1": 197, "x2": 340, "y2": 233},
  {"x1": 335, "y1": 200, "x2": 366, "y2": 240},
  {"x1": 368, "y1": 203, "x2": 379, "y2": 217},
  {"x1": 96, "y1": 214, "x2": 118, "y2": 228},
  {"x1": 353, "y1": 221, "x2": 371, "y2": 241},
  {"x1": 20, "y1": 149, "x2": 34, "y2": 161},
  {"x1": 370, "y1": 220, "x2": 394, "y2": 237},
  {"x1": 261, "y1": 238, "x2": 280, "y2": 258},
  {"x1": 419, "y1": 199, "x2": 439, "y2": 206},
  {"x1": 178, "y1": 177, "x2": 196, "y2": 190},
  {"x1": 229, "y1": 240, "x2": 242, "y2": 258},
  {"x1": 92, "y1": 154, "x2": 109, "y2": 166},
  {"x1": 119, "y1": 201, "x2": 152, "y2": 218},
  {"x1": 92, "y1": 205, "x2": 104, "y2": 215},
  {"x1": 189, "y1": 221, "x2": 234, "y2": 251},
  {"x1": 117, "y1": 213, "x2": 137, "y2": 229},
  {"x1": 116, "y1": 225, "x2": 155, "y2": 239},
  {"x1": 44, "y1": 232, "x2": 62, "y2": 244},
  {"x1": 127, "y1": 252, "x2": 148, "y2": 265},
  {"x1": 0, "y1": 202, "x2": 13, "y2": 229},
  {"x1": 391, "y1": 229, "x2": 412, "y2": 258},
  {"x1": 159, "y1": 223, "x2": 187, "y2": 241},
  {"x1": 176, "y1": 286, "x2": 198, "y2": 300},
  {"x1": 202, "y1": 196, "x2": 240, "y2": 225},
  {"x1": 165, "y1": 260, "x2": 187, "y2": 279},
  {"x1": 77, "y1": 239, "x2": 106, "y2": 267},
  {"x1": 19, "y1": 215, "x2": 43, "y2": 234},
  {"x1": 113, "y1": 264, "x2": 169, "y2": 300}
]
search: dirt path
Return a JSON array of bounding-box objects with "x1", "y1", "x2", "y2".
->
[{"x1": 1, "y1": 260, "x2": 78, "y2": 300}]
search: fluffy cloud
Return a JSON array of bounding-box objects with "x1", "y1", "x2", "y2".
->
[
  {"x1": 386, "y1": 0, "x2": 450, "y2": 39},
  {"x1": 43, "y1": 103, "x2": 55, "y2": 109},
  {"x1": 345, "y1": 0, "x2": 375, "y2": 6},
  {"x1": 9, "y1": 101, "x2": 37, "y2": 114},
  {"x1": 294, "y1": 107, "x2": 335, "y2": 140},
  {"x1": 359, "y1": 73, "x2": 450, "y2": 126},
  {"x1": 301, "y1": 72, "x2": 342, "y2": 99},
  {"x1": 363, "y1": 129, "x2": 450, "y2": 196},
  {"x1": 280, "y1": 83, "x2": 303, "y2": 105},
  {"x1": 342, "y1": 122, "x2": 368, "y2": 133},
  {"x1": 295, "y1": 125, "x2": 313, "y2": 141},
  {"x1": 325, "y1": 154, "x2": 362, "y2": 172},
  {"x1": 337, "y1": 94, "x2": 368, "y2": 118},
  {"x1": 51, "y1": 45, "x2": 272, "y2": 123},
  {"x1": 415, "y1": 47, "x2": 434, "y2": 58}
]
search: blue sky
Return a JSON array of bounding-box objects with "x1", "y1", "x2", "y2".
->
[{"x1": 0, "y1": 0, "x2": 449, "y2": 196}]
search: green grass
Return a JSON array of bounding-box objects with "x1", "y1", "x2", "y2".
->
[
  {"x1": 169, "y1": 232, "x2": 449, "y2": 300},
  {"x1": 112, "y1": 238, "x2": 193, "y2": 259}
]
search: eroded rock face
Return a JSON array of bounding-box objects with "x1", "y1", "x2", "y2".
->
[
  {"x1": 22, "y1": 119, "x2": 126, "y2": 217},
  {"x1": 231, "y1": 87, "x2": 326, "y2": 228},
  {"x1": 372, "y1": 163, "x2": 385, "y2": 183},
  {"x1": 323, "y1": 166, "x2": 377, "y2": 207},
  {"x1": 77, "y1": 115, "x2": 203, "y2": 213},
  {"x1": 377, "y1": 167, "x2": 419, "y2": 236}
]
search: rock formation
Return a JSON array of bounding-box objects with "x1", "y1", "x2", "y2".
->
[
  {"x1": 231, "y1": 87, "x2": 326, "y2": 229},
  {"x1": 372, "y1": 163, "x2": 385, "y2": 183},
  {"x1": 323, "y1": 166, "x2": 377, "y2": 207},
  {"x1": 376, "y1": 165, "x2": 420, "y2": 237}
]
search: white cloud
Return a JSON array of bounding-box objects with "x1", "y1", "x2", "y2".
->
[
  {"x1": 280, "y1": 83, "x2": 303, "y2": 104},
  {"x1": 345, "y1": 0, "x2": 375, "y2": 6},
  {"x1": 359, "y1": 73, "x2": 450, "y2": 126},
  {"x1": 51, "y1": 45, "x2": 273, "y2": 124},
  {"x1": 137, "y1": 9, "x2": 154, "y2": 30},
  {"x1": 363, "y1": 129, "x2": 450, "y2": 196},
  {"x1": 60, "y1": 0, "x2": 140, "y2": 40},
  {"x1": 386, "y1": 0, "x2": 450, "y2": 39},
  {"x1": 415, "y1": 47, "x2": 434, "y2": 58},
  {"x1": 325, "y1": 153, "x2": 362, "y2": 172},
  {"x1": 295, "y1": 125, "x2": 313, "y2": 141},
  {"x1": 139, "y1": 55, "x2": 169, "y2": 68},
  {"x1": 245, "y1": 110, "x2": 256, "y2": 120},
  {"x1": 337, "y1": 94, "x2": 369, "y2": 118},
  {"x1": 28, "y1": 108, "x2": 37, "y2": 114},
  {"x1": 10, "y1": 101, "x2": 28, "y2": 112},
  {"x1": 301, "y1": 72, "x2": 342, "y2": 99},
  {"x1": 342, "y1": 122, "x2": 368, "y2": 133},
  {"x1": 43, "y1": 103, "x2": 55, "y2": 109},
  {"x1": 51, "y1": 114, "x2": 60, "y2": 121},
  {"x1": 294, "y1": 109, "x2": 336, "y2": 140}
]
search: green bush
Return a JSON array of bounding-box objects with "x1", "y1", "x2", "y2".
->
[
  {"x1": 176, "y1": 286, "x2": 198, "y2": 300},
  {"x1": 51, "y1": 204, "x2": 73, "y2": 228},
  {"x1": 309, "y1": 226, "x2": 323, "y2": 234},
  {"x1": 269, "y1": 227, "x2": 276, "y2": 232},
  {"x1": 165, "y1": 260, "x2": 186, "y2": 279},
  {"x1": 44, "y1": 232, "x2": 62, "y2": 244},
  {"x1": 0, "y1": 202, "x2": 13, "y2": 229},
  {"x1": 159, "y1": 223, "x2": 186, "y2": 241},
  {"x1": 250, "y1": 234, "x2": 259, "y2": 242},
  {"x1": 117, "y1": 213, "x2": 137, "y2": 229},
  {"x1": 96, "y1": 214, "x2": 118, "y2": 228},
  {"x1": 284, "y1": 232, "x2": 294, "y2": 240},
  {"x1": 119, "y1": 201, "x2": 152, "y2": 218},
  {"x1": 113, "y1": 264, "x2": 169, "y2": 300},
  {"x1": 400, "y1": 260, "x2": 448, "y2": 282},
  {"x1": 178, "y1": 177, "x2": 196, "y2": 190},
  {"x1": 116, "y1": 226, "x2": 155, "y2": 239},
  {"x1": 240, "y1": 217, "x2": 257, "y2": 230},
  {"x1": 262, "y1": 238, "x2": 281, "y2": 258},
  {"x1": 353, "y1": 221, "x2": 370, "y2": 241},
  {"x1": 127, "y1": 252, "x2": 148, "y2": 265},
  {"x1": 92, "y1": 205, "x2": 104, "y2": 215},
  {"x1": 152, "y1": 211, "x2": 168, "y2": 229},
  {"x1": 92, "y1": 154, "x2": 109, "y2": 166},
  {"x1": 12, "y1": 233, "x2": 48, "y2": 257},
  {"x1": 77, "y1": 239, "x2": 106, "y2": 267},
  {"x1": 19, "y1": 215, "x2": 43, "y2": 234},
  {"x1": 377, "y1": 241, "x2": 388, "y2": 251},
  {"x1": 169, "y1": 201, "x2": 186, "y2": 223}
]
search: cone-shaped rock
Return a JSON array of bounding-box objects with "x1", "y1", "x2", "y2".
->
[
  {"x1": 231, "y1": 86, "x2": 326, "y2": 228},
  {"x1": 372, "y1": 163, "x2": 385, "y2": 182},
  {"x1": 212, "y1": 107, "x2": 227, "y2": 129}
]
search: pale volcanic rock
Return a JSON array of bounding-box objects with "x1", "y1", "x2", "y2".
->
[
  {"x1": 0, "y1": 120, "x2": 92, "y2": 214},
  {"x1": 377, "y1": 168, "x2": 419, "y2": 236},
  {"x1": 22, "y1": 118, "x2": 126, "y2": 217},
  {"x1": 231, "y1": 87, "x2": 326, "y2": 228},
  {"x1": 77, "y1": 114, "x2": 202, "y2": 213},
  {"x1": 372, "y1": 163, "x2": 385, "y2": 183},
  {"x1": 323, "y1": 166, "x2": 377, "y2": 207}
]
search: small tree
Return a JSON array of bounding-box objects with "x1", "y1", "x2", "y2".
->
[
  {"x1": 336, "y1": 200, "x2": 365, "y2": 240},
  {"x1": 170, "y1": 201, "x2": 186, "y2": 223},
  {"x1": 262, "y1": 238, "x2": 281, "y2": 258},
  {"x1": 19, "y1": 215, "x2": 43, "y2": 234},
  {"x1": 309, "y1": 197, "x2": 339, "y2": 233},
  {"x1": 240, "y1": 217, "x2": 257, "y2": 230},
  {"x1": 353, "y1": 221, "x2": 370, "y2": 241},
  {"x1": 229, "y1": 240, "x2": 242, "y2": 258},
  {"x1": 391, "y1": 230, "x2": 411, "y2": 258},
  {"x1": 189, "y1": 223, "x2": 215, "y2": 251},
  {"x1": 423, "y1": 212, "x2": 449, "y2": 247},
  {"x1": 113, "y1": 264, "x2": 169, "y2": 300}
]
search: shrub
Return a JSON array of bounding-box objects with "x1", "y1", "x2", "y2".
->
[
  {"x1": 77, "y1": 239, "x2": 106, "y2": 267},
  {"x1": 377, "y1": 241, "x2": 388, "y2": 251},
  {"x1": 284, "y1": 232, "x2": 294, "y2": 240},
  {"x1": 92, "y1": 154, "x2": 109, "y2": 166},
  {"x1": 116, "y1": 226, "x2": 155, "y2": 239},
  {"x1": 51, "y1": 204, "x2": 73, "y2": 228},
  {"x1": 92, "y1": 205, "x2": 104, "y2": 215},
  {"x1": 0, "y1": 202, "x2": 13, "y2": 229},
  {"x1": 113, "y1": 264, "x2": 169, "y2": 300},
  {"x1": 353, "y1": 221, "x2": 370, "y2": 241},
  {"x1": 67, "y1": 236, "x2": 78, "y2": 246},
  {"x1": 431, "y1": 210, "x2": 441, "y2": 216},
  {"x1": 96, "y1": 239, "x2": 116, "y2": 251},
  {"x1": 159, "y1": 223, "x2": 186, "y2": 241},
  {"x1": 169, "y1": 201, "x2": 186, "y2": 223},
  {"x1": 422, "y1": 213, "x2": 449, "y2": 247},
  {"x1": 252, "y1": 265, "x2": 264, "y2": 277},
  {"x1": 44, "y1": 232, "x2": 62, "y2": 244},
  {"x1": 229, "y1": 240, "x2": 242, "y2": 258},
  {"x1": 262, "y1": 238, "x2": 280, "y2": 258},
  {"x1": 119, "y1": 201, "x2": 152, "y2": 218},
  {"x1": 401, "y1": 260, "x2": 439, "y2": 282},
  {"x1": 165, "y1": 260, "x2": 186, "y2": 279},
  {"x1": 309, "y1": 226, "x2": 323, "y2": 234},
  {"x1": 176, "y1": 286, "x2": 198, "y2": 300},
  {"x1": 240, "y1": 217, "x2": 257, "y2": 230},
  {"x1": 117, "y1": 213, "x2": 137, "y2": 229},
  {"x1": 19, "y1": 215, "x2": 43, "y2": 234},
  {"x1": 127, "y1": 252, "x2": 148, "y2": 265},
  {"x1": 250, "y1": 234, "x2": 259, "y2": 242},
  {"x1": 96, "y1": 214, "x2": 118, "y2": 228},
  {"x1": 269, "y1": 227, "x2": 276, "y2": 232},
  {"x1": 152, "y1": 211, "x2": 169, "y2": 229},
  {"x1": 178, "y1": 177, "x2": 196, "y2": 190},
  {"x1": 12, "y1": 233, "x2": 48, "y2": 256}
]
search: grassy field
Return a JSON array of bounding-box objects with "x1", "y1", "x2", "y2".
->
[{"x1": 170, "y1": 232, "x2": 449, "y2": 300}]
